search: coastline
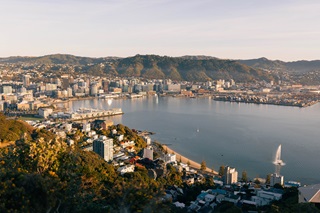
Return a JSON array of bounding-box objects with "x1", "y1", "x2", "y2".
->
[
  {"x1": 50, "y1": 94, "x2": 319, "y2": 109},
  {"x1": 162, "y1": 144, "x2": 218, "y2": 175}
]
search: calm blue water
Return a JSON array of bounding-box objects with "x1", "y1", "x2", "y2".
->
[{"x1": 62, "y1": 96, "x2": 320, "y2": 184}]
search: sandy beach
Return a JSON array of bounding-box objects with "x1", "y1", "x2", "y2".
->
[{"x1": 162, "y1": 144, "x2": 218, "y2": 175}]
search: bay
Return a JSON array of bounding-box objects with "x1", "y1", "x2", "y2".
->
[{"x1": 62, "y1": 96, "x2": 320, "y2": 184}]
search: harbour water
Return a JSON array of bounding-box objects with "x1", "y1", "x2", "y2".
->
[{"x1": 60, "y1": 96, "x2": 320, "y2": 184}]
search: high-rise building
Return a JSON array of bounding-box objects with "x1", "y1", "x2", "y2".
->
[
  {"x1": 143, "y1": 147, "x2": 153, "y2": 160},
  {"x1": 55, "y1": 78, "x2": 61, "y2": 87},
  {"x1": 93, "y1": 136, "x2": 113, "y2": 162},
  {"x1": 67, "y1": 87, "x2": 73, "y2": 97},
  {"x1": 61, "y1": 75, "x2": 70, "y2": 90},
  {"x1": 69, "y1": 76, "x2": 74, "y2": 84},
  {"x1": 45, "y1": 83, "x2": 58, "y2": 91},
  {"x1": 102, "y1": 80, "x2": 109, "y2": 92},
  {"x1": 23, "y1": 75, "x2": 30, "y2": 87},
  {"x1": 224, "y1": 166, "x2": 238, "y2": 185},
  {"x1": 90, "y1": 83, "x2": 98, "y2": 96},
  {"x1": 2, "y1": 85, "x2": 13, "y2": 94},
  {"x1": 270, "y1": 173, "x2": 284, "y2": 186},
  {"x1": 83, "y1": 123, "x2": 91, "y2": 132}
]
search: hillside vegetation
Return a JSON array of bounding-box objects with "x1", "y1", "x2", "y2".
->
[
  {"x1": 106, "y1": 55, "x2": 275, "y2": 82},
  {"x1": 0, "y1": 121, "x2": 171, "y2": 212},
  {"x1": 239, "y1": 57, "x2": 320, "y2": 73},
  {"x1": 1, "y1": 54, "x2": 276, "y2": 82},
  {"x1": 3, "y1": 54, "x2": 320, "y2": 80},
  {"x1": 0, "y1": 138, "x2": 169, "y2": 212},
  {"x1": 0, "y1": 113, "x2": 34, "y2": 142},
  {"x1": 0, "y1": 54, "x2": 117, "y2": 66}
]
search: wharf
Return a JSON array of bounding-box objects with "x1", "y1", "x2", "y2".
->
[{"x1": 55, "y1": 108, "x2": 124, "y2": 121}]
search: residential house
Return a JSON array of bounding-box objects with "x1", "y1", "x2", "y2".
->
[
  {"x1": 117, "y1": 165, "x2": 135, "y2": 175},
  {"x1": 164, "y1": 153, "x2": 176, "y2": 163},
  {"x1": 299, "y1": 184, "x2": 320, "y2": 204}
]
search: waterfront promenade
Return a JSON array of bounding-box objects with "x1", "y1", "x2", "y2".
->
[{"x1": 162, "y1": 144, "x2": 218, "y2": 175}]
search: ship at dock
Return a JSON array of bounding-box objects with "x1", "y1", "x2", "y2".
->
[{"x1": 68, "y1": 108, "x2": 123, "y2": 121}]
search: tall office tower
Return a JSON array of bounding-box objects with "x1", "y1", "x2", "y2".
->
[
  {"x1": 61, "y1": 75, "x2": 70, "y2": 90},
  {"x1": 102, "y1": 80, "x2": 109, "y2": 92},
  {"x1": 23, "y1": 75, "x2": 30, "y2": 87},
  {"x1": 2, "y1": 85, "x2": 13, "y2": 94},
  {"x1": 90, "y1": 83, "x2": 98, "y2": 96}
]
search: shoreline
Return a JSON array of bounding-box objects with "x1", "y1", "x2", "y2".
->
[
  {"x1": 162, "y1": 144, "x2": 218, "y2": 175},
  {"x1": 33, "y1": 91, "x2": 319, "y2": 111},
  {"x1": 214, "y1": 98, "x2": 319, "y2": 108},
  {"x1": 50, "y1": 94, "x2": 319, "y2": 109}
]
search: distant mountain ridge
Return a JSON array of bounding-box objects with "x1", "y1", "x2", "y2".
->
[
  {"x1": 105, "y1": 54, "x2": 275, "y2": 82},
  {"x1": 0, "y1": 54, "x2": 281, "y2": 82},
  {"x1": 0, "y1": 54, "x2": 120, "y2": 65},
  {"x1": 179, "y1": 55, "x2": 219, "y2": 60},
  {"x1": 2, "y1": 54, "x2": 320, "y2": 74},
  {"x1": 238, "y1": 57, "x2": 320, "y2": 73}
]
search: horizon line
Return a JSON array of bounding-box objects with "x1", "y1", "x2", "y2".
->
[{"x1": 1, "y1": 53, "x2": 319, "y2": 63}]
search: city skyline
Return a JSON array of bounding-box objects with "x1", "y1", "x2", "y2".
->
[{"x1": 1, "y1": 0, "x2": 320, "y2": 61}]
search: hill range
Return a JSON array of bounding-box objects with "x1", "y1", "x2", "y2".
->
[{"x1": 1, "y1": 54, "x2": 320, "y2": 82}]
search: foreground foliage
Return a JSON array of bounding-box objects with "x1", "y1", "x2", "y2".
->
[
  {"x1": 0, "y1": 54, "x2": 277, "y2": 82},
  {"x1": 0, "y1": 135, "x2": 167, "y2": 212},
  {"x1": 0, "y1": 113, "x2": 33, "y2": 142}
]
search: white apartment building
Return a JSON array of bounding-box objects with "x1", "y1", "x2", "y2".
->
[
  {"x1": 164, "y1": 153, "x2": 176, "y2": 163},
  {"x1": 143, "y1": 147, "x2": 153, "y2": 160},
  {"x1": 93, "y1": 137, "x2": 113, "y2": 162},
  {"x1": 224, "y1": 166, "x2": 238, "y2": 185}
]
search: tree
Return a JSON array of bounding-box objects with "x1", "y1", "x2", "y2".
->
[
  {"x1": 219, "y1": 165, "x2": 225, "y2": 177},
  {"x1": 254, "y1": 178, "x2": 261, "y2": 185},
  {"x1": 274, "y1": 183, "x2": 284, "y2": 189},
  {"x1": 266, "y1": 174, "x2": 271, "y2": 184},
  {"x1": 164, "y1": 148, "x2": 168, "y2": 154},
  {"x1": 216, "y1": 201, "x2": 242, "y2": 213},
  {"x1": 241, "y1": 170, "x2": 248, "y2": 182},
  {"x1": 200, "y1": 160, "x2": 206, "y2": 171},
  {"x1": 0, "y1": 117, "x2": 180, "y2": 212},
  {"x1": 153, "y1": 151, "x2": 160, "y2": 159}
]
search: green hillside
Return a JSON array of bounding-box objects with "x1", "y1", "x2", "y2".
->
[
  {"x1": 107, "y1": 55, "x2": 276, "y2": 82},
  {"x1": 0, "y1": 54, "x2": 276, "y2": 82},
  {"x1": 0, "y1": 138, "x2": 169, "y2": 212},
  {"x1": 238, "y1": 57, "x2": 320, "y2": 73},
  {"x1": 0, "y1": 54, "x2": 118, "y2": 65},
  {"x1": 0, "y1": 113, "x2": 34, "y2": 142},
  {"x1": 0, "y1": 120, "x2": 169, "y2": 212}
]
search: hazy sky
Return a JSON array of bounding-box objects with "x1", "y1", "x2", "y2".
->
[{"x1": 1, "y1": 0, "x2": 320, "y2": 61}]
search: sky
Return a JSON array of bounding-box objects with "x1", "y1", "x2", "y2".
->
[{"x1": 0, "y1": 0, "x2": 320, "y2": 61}]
